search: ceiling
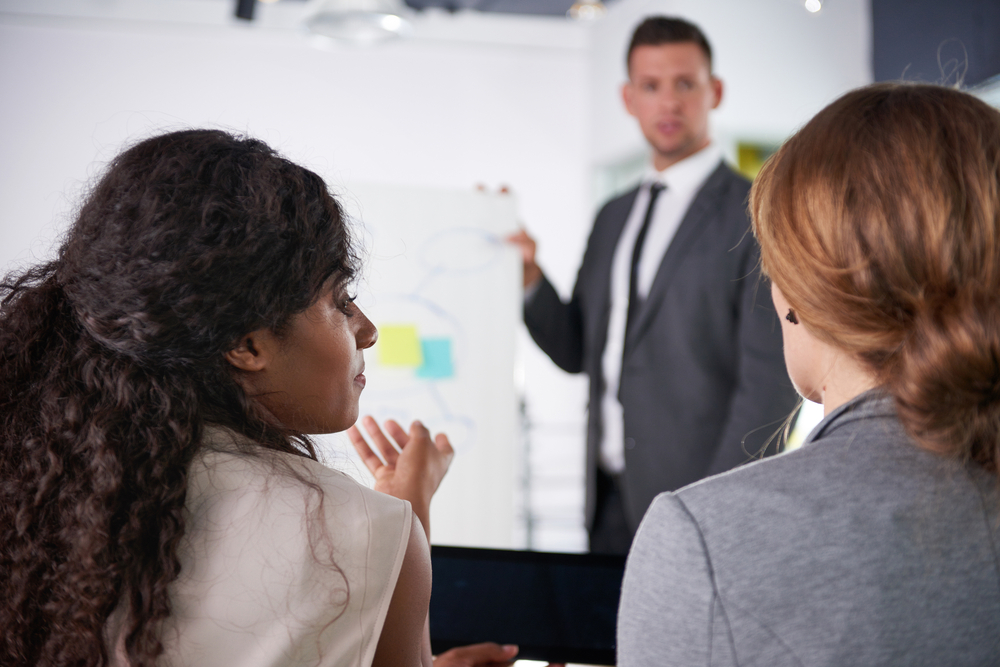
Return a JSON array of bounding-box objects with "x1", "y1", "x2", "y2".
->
[
  {"x1": 402, "y1": 0, "x2": 581, "y2": 15},
  {"x1": 262, "y1": 0, "x2": 594, "y2": 16}
]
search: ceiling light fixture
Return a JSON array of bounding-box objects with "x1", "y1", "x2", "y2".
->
[
  {"x1": 804, "y1": 0, "x2": 822, "y2": 13},
  {"x1": 567, "y1": 0, "x2": 606, "y2": 21},
  {"x1": 305, "y1": 0, "x2": 412, "y2": 44}
]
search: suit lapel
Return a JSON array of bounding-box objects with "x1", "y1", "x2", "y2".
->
[
  {"x1": 622, "y1": 162, "x2": 731, "y2": 356},
  {"x1": 593, "y1": 187, "x2": 641, "y2": 345}
]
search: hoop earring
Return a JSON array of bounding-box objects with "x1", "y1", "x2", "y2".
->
[{"x1": 785, "y1": 309, "x2": 799, "y2": 325}]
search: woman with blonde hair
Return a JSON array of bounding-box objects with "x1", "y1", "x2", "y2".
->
[{"x1": 617, "y1": 83, "x2": 1000, "y2": 665}]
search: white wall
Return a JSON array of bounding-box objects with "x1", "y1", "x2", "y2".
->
[{"x1": 0, "y1": 8, "x2": 593, "y2": 273}]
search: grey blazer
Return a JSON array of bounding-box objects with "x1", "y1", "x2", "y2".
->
[
  {"x1": 524, "y1": 162, "x2": 798, "y2": 530},
  {"x1": 618, "y1": 390, "x2": 1000, "y2": 666}
]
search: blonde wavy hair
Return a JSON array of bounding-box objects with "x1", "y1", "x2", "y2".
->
[{"x1": 751, "y1": 83, "x2": 1000, "y2": 472}]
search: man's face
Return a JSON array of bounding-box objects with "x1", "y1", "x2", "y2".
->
[{"x1": 622, "y1": 42, "x2": 723, "y2": 170}]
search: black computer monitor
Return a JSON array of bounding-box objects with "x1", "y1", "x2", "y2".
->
[{"x1": 429, "y1": 545, "x2": 626, "y2": 665}]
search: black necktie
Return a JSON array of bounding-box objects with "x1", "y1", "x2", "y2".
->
[{"x1": 626, "y1": 182, "x2": 665, "y2": 334}]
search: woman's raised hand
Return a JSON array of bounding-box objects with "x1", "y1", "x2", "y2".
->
[{"x1": 347, "y1": 416, "x2": 454, "y2": 540}]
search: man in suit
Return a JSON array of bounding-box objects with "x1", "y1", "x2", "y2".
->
[{"x1": 510, "y1": 17, "x2": 798, "y2": 554}]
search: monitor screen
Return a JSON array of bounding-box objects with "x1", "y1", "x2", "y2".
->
[{"x1": 429, "y1": 546, "x2": 626, "y2": 665}]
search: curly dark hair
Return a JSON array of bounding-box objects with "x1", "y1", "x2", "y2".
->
[{"x1": 0, "y1": 129, "x2": 359, "y2": 667}]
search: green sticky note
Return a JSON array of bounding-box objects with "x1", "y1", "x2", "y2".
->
[
  {"x1": 416, "y1": 338, "x2": 454, "y2": 379},
  {"x1": 378, "y1": 325, "x2": 423, "y2": 366}
]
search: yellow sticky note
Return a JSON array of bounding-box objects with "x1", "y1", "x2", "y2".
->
[{"x1": 378, "y1": 325, "x2": 423, "y2": 367}]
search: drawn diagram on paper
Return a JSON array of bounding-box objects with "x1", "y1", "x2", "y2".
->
[{"x1": 316, "y1": 184, "x2": 521, "y2": 549}]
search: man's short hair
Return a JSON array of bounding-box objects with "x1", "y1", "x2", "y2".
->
[{"x1": 627, "y1": 16, "x2": 713, "y2": 73}]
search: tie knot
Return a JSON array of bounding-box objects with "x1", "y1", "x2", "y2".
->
[{"x1": 649, "y1": 182, "x2": 666, "y2": 195}]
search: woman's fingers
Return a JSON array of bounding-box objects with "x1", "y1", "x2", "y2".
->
[
  {"x1": 383, "y1": 419, "x2": 410, "y2": 448},
  {"x1": 361, "y1": 415, "x2": 400, "y2": 466},
  {"x1": 352, "y1": 416, "x2": 453, "y2": 484},
  {"x1": 351, "y1": 416, "x2": 454, "y2": 522},
  {"x1": 433, "y1": 642, "x2": 518, "y2": 667},
  {"x1": 346, "y1": 425, "x2": 383, "y2": 475},
  {"x1": 407, "y1": 419, "x2": 431, "y2": 445},
  {"x1": 435, "y1": 432, "x2": 455, "y2": 465},
  {"x1": 406, "y1": 421, "x2": 454, "y2": 474}
]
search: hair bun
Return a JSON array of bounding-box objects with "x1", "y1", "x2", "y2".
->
[{"x1": 892, "y1": 293, "x2": 1000, "y2": 469}]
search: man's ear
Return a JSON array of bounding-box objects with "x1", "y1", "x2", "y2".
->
[
  {"x1": 621, "y1": 81, "x2": 637, "y2": 118},
  {"x1": 224, "y1": 329, "x2": 275, "y2": 372},
  {"x1": 710, "y1": 76, "x2": 723, "y2": 109}
]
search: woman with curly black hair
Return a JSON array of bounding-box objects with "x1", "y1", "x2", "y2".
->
[{"x1": 0, "y1": 129, "x2": 517, "y2": 667}]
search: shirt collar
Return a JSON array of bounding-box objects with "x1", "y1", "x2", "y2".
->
[{"x1": 643, "y1": 142, "x2": 724, "y2": 194}]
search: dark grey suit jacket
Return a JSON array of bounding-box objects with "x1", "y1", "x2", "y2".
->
[{"x1": 524, "y1": 162, "x2": 799, "y2": 531}]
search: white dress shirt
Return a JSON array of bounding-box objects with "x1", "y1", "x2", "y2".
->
[{"x1": 599, "y1": 144, "x2": 723, "y2": 474}]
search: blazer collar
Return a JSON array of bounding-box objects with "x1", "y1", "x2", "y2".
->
[{"x1": 802, "y1": 388, "x2": 897, "y2": 445}]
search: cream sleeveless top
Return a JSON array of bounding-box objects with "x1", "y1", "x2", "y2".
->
[{"x1": 111, "y1": 427, "x2": 412, "y2": 667}]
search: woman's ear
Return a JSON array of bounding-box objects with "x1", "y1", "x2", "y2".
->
[{"x1": 224, "y1": 329, "x2": 275, "y2": 372}]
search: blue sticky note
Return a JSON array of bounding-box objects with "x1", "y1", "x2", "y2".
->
[{"x1": 415, "y1": 338, "x2": 454, "y2": 379}]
